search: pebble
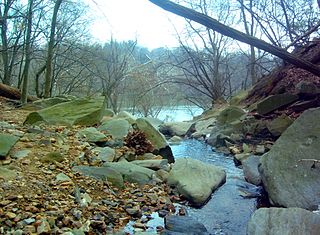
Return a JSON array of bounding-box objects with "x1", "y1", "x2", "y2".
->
[
  {"x1": 23, "y1": 218, "x2": 35, "y2": 225},
  {"x1": 37, "y1": 220, "x2": 51, "y2": 234},
  {"x1": 6, "y1": 212, "x2": 17, "y2": 219}
]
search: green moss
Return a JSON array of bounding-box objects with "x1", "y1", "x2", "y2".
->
[{"x1": 41, "y1": 152, "x2": 64, "y2": 163}]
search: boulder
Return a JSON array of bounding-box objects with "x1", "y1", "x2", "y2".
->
[
  {"x1": 98, "y1": 118, "x2": 131, "y2": 140},
  {"x1": 72, "y1": 166, "x2": 124, "y2": 188},
  {"x1": 102, "y1": 161, "x2": 156, "y2": 185},
  {"x1": 135, "y1": 118, "x2": 174, "y2": 163},
  {"x1": 247, "y1": 208, "x2": 320, "y2": 235},
  {"x1": 77, "y1": 127, "x2": 106, "y2": 142},
  {"x1": 168, "y1": 135, "x2": 183, "y2": 144},
  {"x1": 0, "y1": 133, "x2": 20, "y2": 157},
  {"x1": 24, "y1": 98, "x2": 105, "y2": 126},
  {"x1": 32, "y1": 97, "x2": 71, "y2": 109},
  {"x1": 259, "y1": 108, "x2": 320, "y2": 209},
  {"x1": 242, "y1": 155, "x2": 262, "y2": 186},
  {"x1": 115, "y1": 111, "x2": 135, "y2": 124},
  {"x1": 296, "y1": 81, "x2": 318, "y2": 97},
  {"x1": 163, "y1": 215, "x2": 209, "y2": 235},
  {"x1": 256, "y1": 93, "x2": 299, "y2": 115},
  {"x1": 267, "y1": 115, "x2": 293, "y2": 137},
  {"x1": 167, "y1": 158, "x2": 226, "y2": 207},
  {"x1": 216, "y1": 106, "x2": 246, "y2": 125},
  {"x1": 159, "y1": 122, "x2": 193, "y2": 137}
]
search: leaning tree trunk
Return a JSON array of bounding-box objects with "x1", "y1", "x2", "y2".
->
[{"x1": 148, "y1": 0, "x2": 320, "y2": 77}]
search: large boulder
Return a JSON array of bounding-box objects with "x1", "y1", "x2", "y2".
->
[
  {"x1": 135, "y1": 118, "x2": 174, "y2": 163},
  {"x1": 242, "y1": 155, "x2": 262, "y2": 186},
  {"x1": 256, "y1": 93, "x2": 299, "y2": 115},
  {"x1": 24, "y1": 98, "x2": 105, "y2": 126},
  {"x1": 0, "y1": 133, "x2": 20, "y2": 157},
  {"x1": 259, "y1": 108, "x2": 320, "y2": 209},
  {"x1": 159, "y1": 122, "x2": 193, "y2": 137},
  {"x1": 167, "y1": 158, "x2": 226, "y2": 207},
  {"x1": 98, "y1": 118, "x2": 131, "y2": 140},
  {"x1": 247, "y1": 208, "x2": 320, "y2": 235}
]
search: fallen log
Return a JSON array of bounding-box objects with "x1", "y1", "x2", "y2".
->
[{"x1": 0, "y1": 83, "x2": 37, "y2": 102}]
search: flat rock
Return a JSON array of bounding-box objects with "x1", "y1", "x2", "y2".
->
[
  {"x1": 103, "y1": 161, "x2": 156, "y2": 185},
  {"x1": 247, "y1": 208, "x2": 320, "y2": 235},
  {"x1": 167, "y1": 158, "x2": 226, "y2": 207},
  {"x1": 0, "y1": 133, "x2": 20, "y2": 157},
  {"x1": 256, "y1": 93, "x2": 299, "y2": 115},
  {"x1": 24, "y1": 98, "x2": 105, "y2": 126},
  {"x1": 267, "y1": 115, "x2": 293, "y2": 137},
  {"x1": 93, "y1": 147, "x2": 115, "y2": 162},
  {"x1": 259, "y1": 107, "x2": 320, "y2": 209},
  {"x1": 130, "y1": 159, "x2": 168, "y2": 170},
  {"x1": 72, "y1": 166, "x2": 124, "y2": 188},
  {"x1": 0, "y1": 166, "x2": 18, "y2": 180}
]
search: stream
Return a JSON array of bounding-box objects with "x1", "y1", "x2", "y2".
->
[{"x1": 170, "y1": 139, "x2": 262, "y2": 235}]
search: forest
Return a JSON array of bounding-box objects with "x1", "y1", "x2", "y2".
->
[
  {"x1": 1, "y1": 0, "x2": 319, "y2": 115},
  {"x1": 1, "y1": 0, "x2": 320, "y2": 234}
]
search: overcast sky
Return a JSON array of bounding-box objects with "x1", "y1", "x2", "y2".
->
[{"x1": 85, "y1": 0, "x2": 186, "y2": 49}]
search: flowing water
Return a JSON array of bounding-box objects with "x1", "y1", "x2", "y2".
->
[{"x1": 171, "y1": 139, "x2": 261, "y2": 235}]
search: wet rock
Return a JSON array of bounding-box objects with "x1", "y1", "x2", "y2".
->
[
  {"x1": 163, "y1": 215, "x2": 209, "y2": 234},
  {"x1": 168, "y1": 136, "x2": 183, "y2": 144},
  {"x1": 256, "y1": 93, "x2": 299, "y2": 115},
  {"x1": 24, "y1": 97, "x2": 105, "y2": 126},
  {"x1": 76, "y1": 127, "x2": 106, "y2": 143},
  {"x1": 98, "y1": 118, "x2": 131, "y2": 140},
  {"x1": 242, "y1": 156, "x2": 262, "y2": 186},
  {"x1": 167, "y1": 158, "x2": 226, "y2": 207},
  {"x1": 237, "y1": 182, "x2": 262, "y2": 198},
  {"x1": 247, "y1": 208, "x2": 320, "y2": 235},
  {"x1": 135, "y1": 118, "x2": 174, "y2": 163},
  {"x1": 259, "y1": 107, "x2": 320, "y2": 209},
  {"x1": 0, "y1": 133, "x2": 20, "y2": 157}
]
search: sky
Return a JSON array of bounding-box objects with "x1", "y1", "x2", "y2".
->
[{"x1": 85, "y1": 0, "x2": 186, "y2": 49}]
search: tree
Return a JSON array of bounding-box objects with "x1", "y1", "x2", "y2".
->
[
  {"x1": 21, "y1": 0, "x2": 34, "y2": 104},
  {"x1": 44, "y1": 0, "x2": 63, "y2": 98},
  {"x1": 148, "y1": 0, "x2": 320, "y2": 77}
]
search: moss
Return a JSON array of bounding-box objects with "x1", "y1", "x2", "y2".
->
[{"x1": 41, "y1": 152, "x2": 64, "y2": 163}]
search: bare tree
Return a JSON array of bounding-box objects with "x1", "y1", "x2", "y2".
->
[{"x1": 148, "y1": 0, "x2": 320, "y2": 77}]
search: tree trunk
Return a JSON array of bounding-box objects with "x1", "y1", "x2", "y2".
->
[
  {"x1": 44, "y1": 0, "x2": 63, "y2": 98},
  {"x1": 21, "y1": 0, "x2": 34, "y2": 104},
  {"x1": 0, "y1": 83, "x2": 37, "y2": 101},
  {"x1": 148, "y1": 0, "x2": 320, "y2": 77}
]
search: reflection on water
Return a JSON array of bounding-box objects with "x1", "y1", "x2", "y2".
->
[{"x1": 171, "y1": 139, "x2": 257, "y2": 235}]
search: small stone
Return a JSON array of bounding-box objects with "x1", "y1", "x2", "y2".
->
[
  {"x1": 23, "y1": 218, "x2": 36, "y2": 225},
  {"x1": 24, "y1": 225, "x2": 36, "y2": 233},
  {"x1": 37, "y1": 219, "x2": 51, "y2": 234},
  {"x1": 6, "y1": 212, "x2": 17, "y2": 219}
]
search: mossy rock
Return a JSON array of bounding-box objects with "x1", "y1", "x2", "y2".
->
[
  {"x1": 0, "y1": 133, "x2": 20, "y2": 157},
  {"x1": 216, "y1": 106, "x2": 246, "y2": 125},
  {"x1": 229, "y1": 90, "x2": 249, "y2": 106},
  {"x1": 24, "y1": 98, "x2": 105, "y2": 126},
  {"x1": 41, "y1": 152, "x2": 64, "y2": 163}
]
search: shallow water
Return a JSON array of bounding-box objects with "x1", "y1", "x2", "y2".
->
[{"x1": 171, "y1": 139, "x2": 258, "y2": 235}]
